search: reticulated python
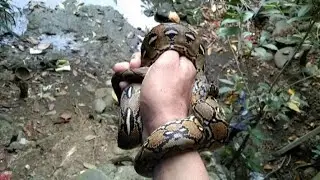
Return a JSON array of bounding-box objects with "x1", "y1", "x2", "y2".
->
[{"x1": 111, "y1": 23, "x2": 229, "y2": 177}]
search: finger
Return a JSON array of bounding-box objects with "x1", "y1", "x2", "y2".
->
[
  {"x1": 154, "y1": 50, "x2": 180, "y2": 69},
  {"x1": 130, "y1": 52, "x2": 141, "y2": 68},
  {"x1": 179, "y1": 56, "x2": 196, "y2": 78},
  {"x1": 113, "y1": 62, "x2": 130, "y2": 73},
  {"x1": 119, "y1": 81, "x2": 129, "y2": 90}
]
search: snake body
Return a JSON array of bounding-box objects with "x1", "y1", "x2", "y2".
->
[{"x1": 111, "y1": 23, "x2": 229, "y2": 177}]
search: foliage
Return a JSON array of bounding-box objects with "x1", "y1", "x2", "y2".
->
[
  {"x1": 312, "y1": 144, "x2": 320, "y2": 159},
  {"x1": 0, "y1": 0, "x2": 17, "y2": 33},
  {"x1": 217, "y1": 0, "x2": 320, "y2": 61},
  {"x1": 215, "y1": 0, "x2": 317, "y2": 174}
]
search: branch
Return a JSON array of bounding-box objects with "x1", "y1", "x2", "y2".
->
[{"x1": 272, "y1": 125, "x2": 320, "y2": 157}]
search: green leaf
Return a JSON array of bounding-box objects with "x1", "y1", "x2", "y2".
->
[
  {"x1": 250, "y1": 128, "x2": 265, "y2": 146},
  {"x1": 287, "y1": 102, "x2": 301, "y2": 113},
  {"x1": 276, "y1": 113, "x2": 290, "y2": 121},
  {"x1": 244, "y1": 40, "x2": 253, "y2": 49},
  {"x1": 287, "y1": 16, "x2": 312, "y2": 24},
  {"x1": 217, "y1": 27, "x2": 240, "y2": 38},
  {"x1": 221, "y1": 18, "x2": 240, "y2": 26},
  {"x1": 219, "y1": 79, "x2": 235, "y2": 85},
  {"x1": 260, "y1": 9, "x2": 281, "y2": 16},
  {"x1": 258, "y1": 82, "x2": 270, "y2": 91},
  {"x1": 262, "y1": 44, "x2": 278, "y2": 51},
  {"x1": 243, "y1": 11, "x2": 254, "y2": 22},
  {"x1": 252, "y1": 47, "x2": 273, "y2": 61},
  {"x1": 219, "y1": 87, "x2": 234, "y2": 94},
  {"x1": 242, "y1": 31, "x2": 253, "y2": 38},
  {"x1": 259, "y1": 30, "x2": 271, "y2": 45},
  {"x1": 298, "y1": 5, "x2": 311, "y2": 17}
]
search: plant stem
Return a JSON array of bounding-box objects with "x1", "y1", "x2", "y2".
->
[
  {"x1": 269, "y1": 19, "x2": 316, "y2": 93},
  {"x1": 288, "y1": 74, "x2": 317, "y2": 87}
]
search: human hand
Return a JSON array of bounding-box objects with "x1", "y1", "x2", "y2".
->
[
  {"x1": 139, "y1": 50, "x2": 196, "y2": 138},
  {"x1": 112, "y1": 50, "x2": 208, "y2": 180},
  {"x1": 112, "y1": 50, "x2": 196, "y2": 139}
]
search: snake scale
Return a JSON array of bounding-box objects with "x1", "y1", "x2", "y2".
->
[{"x1": 111, "y1": 23, "x2": 229, "y2": 177}]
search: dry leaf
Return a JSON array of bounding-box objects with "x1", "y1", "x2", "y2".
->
[
  {"x1": 85, "y1": 135, "x2": 96, "y2": 141},
  {"x1": 288, "y1": 88, "x2": 295, "y2": 95},
  {"x1": 287, "y1": 102, "x2": 301, "y2": 113},
  {"x1": 263, "y1": 163, "x2": 273, "y2": 170},
  {"x1": 112, "y1": 89, "x2": 118, "y2": 103},
  {"x1": 83, "y1": 162, "x2": 96, "y2": 169},
  {"x1": 288, "y1": 135, "x2": 298, "y2": 141}
]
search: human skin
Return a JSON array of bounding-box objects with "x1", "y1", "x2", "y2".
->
[{"x1": 112, "y1": 50, "x2": 209, "y2": 180}]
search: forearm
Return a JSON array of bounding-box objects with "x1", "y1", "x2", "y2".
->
[
  {"x1": 153, "y1": 151, "x2": 210, "y2": 180},
  {"x1": 145, "y1": 110, "x2": 209, "y2": 180}
]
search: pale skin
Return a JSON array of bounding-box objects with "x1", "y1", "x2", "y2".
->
[{"x1": 112, "y1": 50, "x2": 209, "y2": 180}]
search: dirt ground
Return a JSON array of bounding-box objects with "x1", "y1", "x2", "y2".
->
[{"x1": 0, "y1": 0, "x2": 320, "y2": 180}]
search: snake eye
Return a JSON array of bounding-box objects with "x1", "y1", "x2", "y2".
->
[
  {"x1": 199, "y1": 44, "x2": 205, "y2": 55},
  {"x1": 185, "y1": 32, "x2": 195, "y2": 43},
  {"x1": 148, "y1": 33, "x2": 158, "y2": 47},
  {"x1": 140, "y1": 45, "x2": 146, "y2": 58}
]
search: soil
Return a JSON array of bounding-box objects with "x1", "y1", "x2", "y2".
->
[{"x1": 0, "y1": 0, "x2": 319, "y2": 180}]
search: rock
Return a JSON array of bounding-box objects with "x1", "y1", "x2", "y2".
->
[
  {"x1": 275, "y1": 37, "x2": 298, "y2": 47},
  {"x1": 0, "y1": 114, "x2": 15, "y2": 145},
  {"x1": 114, "y1": 166, "x2": 146, "y2": 180},
  {"x1": 100, "y1": 164, "x2": 147, "y2": 180},
  {"x1": 126, "y1": 32, "x2": 134, "y2": 39},
  {"x1": 304, "y1": 167, "x2": 317, "y2": 179},
  {"x1": 76, "y1": 169, "x2": 109, "y2": 180},
  {"x1": 93, "y1": 99, "x2": 107, "y2": 113},
  {"x1": 274, "y1": 47, "x2": 295, "y2": 68},
  {"x1": 201, "y1": 152, "x2": 230, "y2": 180},
  {"x1": 94, "y1": 88, "x2": 115, "y2": 110},
  {"x1": 272, "y1": 20, "x2": 292, "y2": 37},
  {"x1": 77, "y1": 164, "x2": 147, "y2": 180},
  {"x1": 0, "y1": 146, "x2": 8, "y2": 171},
  {"x1": 95, "y1": 88, "x2": 109, "y2": 99}
]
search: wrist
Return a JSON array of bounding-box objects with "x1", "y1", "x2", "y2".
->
[
  {"x1": 153, "y1": 151, "x2": 209, "y2": 180},
  {"x1": 142, "y1": 106, "x2": 189, "y2": 139}
]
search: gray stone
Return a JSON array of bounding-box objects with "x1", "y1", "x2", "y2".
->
[
  {"x1": 76, "y1": 169, "x2": 109, "y2": 180},
  {"x1": 272, "y1": 20, "x2": 292, "y2": 37},
  {"x1": 0, "y1": 114, "x2": 15, "y2": 145},
  {"x1": 93, "y1": 98, "x2": 107, "y2": 113},
  {"x1": 274, "y1": 47, "x2": 295, "y2": 68},
  {"x1": 95, "y1": 88, "x2": 109, "y2": 99}
]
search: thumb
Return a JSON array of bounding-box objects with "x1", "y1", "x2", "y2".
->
[{"x1": 179, "y1": 56, "x2": 196, "y2": 79}]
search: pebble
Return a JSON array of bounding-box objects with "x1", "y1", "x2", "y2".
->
[
  {"x1": 95, "y1": 88, "x2": 109, "y2": 99},
  {"x1": 93, "y1": 99, "x2": 107, "y2": 113},
  {"x1": 274, "y1": 47, "x2": 294, "y2": 68},
  {"x1": 126, "y1": 32, "x2": 134, "y2": 39},
  {"x1": 304, "y1": 167, "x2": 317, "y2": 179}
]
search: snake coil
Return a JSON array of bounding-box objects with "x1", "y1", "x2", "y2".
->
[{"x1": 111, "y1": 23, "x2": 229, "y2": 177}]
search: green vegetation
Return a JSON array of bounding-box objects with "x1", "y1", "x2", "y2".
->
[{"x1": 212, "y1": 0, "x2": 320, "y2": 176}]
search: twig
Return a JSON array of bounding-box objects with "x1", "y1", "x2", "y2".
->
[
  {"x1": 288, "y1": 74, "x2": 317, "y2": 87},
  {"x1": 269, "y1": 19, "x2": 316, "y2": 93},
  {"x1": 272, "y1": 126, "x2": 320, "y2": 157},
  {"x1": 227, "y1": 38, "x2": 252, "y2": 95},
  {"x1": 264, "y1": 156, "x2": 287, "y2": 179}
]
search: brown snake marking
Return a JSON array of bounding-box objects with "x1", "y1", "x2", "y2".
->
[{"x1": 111, "y1": 23, "x2": 230, "y2": 177}]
